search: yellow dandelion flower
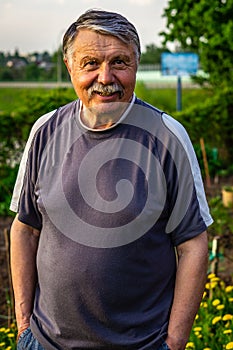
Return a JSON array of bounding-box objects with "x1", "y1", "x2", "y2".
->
[
  {"x1": 212, "y1": 299, "x2": 220, "y2": 306},
  {"x1": 226, "y1": 342, "x2": 233, "y2": 350},
  {"x1": 0, "y1": 328, "x2": 5, "y2": 332},
  {"x1": 229, "y1": 298, "x2": 233, "y2": 302},
  {"x1": 216, "y1": 304, "x2": 225, "y2": 310},
  {"x1": 208, "y1": 273, "x2": 216, "y2": 279},
  {"x1": 224, "y1": 329, "x2": 232, "y2": 334},
  {"x1": 7, "y1": 333, "x2": 15, "y2": 338},
  {"x1": 186, "y1": 342, "x2": 195, "y2": 348},
  {"x1": 0, "y1": 343, "x2": 6, "y2": 347},
  {"x1": 4, "y1": 328, "x2": 10, "y2": 333},
  {"x1": 194, "y1": 331, "x2": 200, "y2": 336},
  {"x1": 206, "y1": 282, "x2": 217, "y2": 289},
  {"x1": 203, "y1": 348, "x2": 211, "y2": 350},
  {"x1": 202, "y1": 291, "x2": 207, "y2": 299},
  {"x1": 201, "y1": 302, "x2": 208, "y2": 308},
  {"x1": 211, "y1": 277, "x2": 220, "y2": 282},
  {"x1": 225, "y1": 286, "x2": 233, "y2": 293},
  {"x1": 193, "y1": 326, "x2": 202, "y2": 332},
  {"x1": 6, "y1": 347, "x2": 11, "y2": 350},
  {"x1": 223, "y1": 314, "x2": 233, "y2": 321},
  {"x1": 212, "y1": 316, "x2": 222, "y2": 325},
  {"x1": 195, "y1": 314, "x2": 199, "y2": 320}
]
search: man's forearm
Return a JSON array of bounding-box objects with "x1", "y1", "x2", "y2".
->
[
  {"x1": 166, "y1": 231, "x2": 209, "y2": 350},
  {"x1": 10, "y1": 215, "x2": 40, "y2": 334}
]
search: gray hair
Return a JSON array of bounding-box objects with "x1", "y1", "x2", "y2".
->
[{"x1": 63, "y1": 9, "x2": 141, "y2": 63}]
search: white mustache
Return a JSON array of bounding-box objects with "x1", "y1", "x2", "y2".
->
[{"x1": 87, "y1": 83, "x2": 124, "y2": 99}]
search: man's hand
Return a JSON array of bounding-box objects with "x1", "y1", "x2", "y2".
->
[{"x1": 17, "y1": 322, "x2": 30, "y2": 342}]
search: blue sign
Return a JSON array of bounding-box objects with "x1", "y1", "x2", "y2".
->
[{"x1": 161, "y1": 52, "x2": 199, "y2": 76}]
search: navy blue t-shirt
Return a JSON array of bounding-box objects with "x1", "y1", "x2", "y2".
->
[{"x1": 11, "y1": 97, "x2": 212, "y2": 349}]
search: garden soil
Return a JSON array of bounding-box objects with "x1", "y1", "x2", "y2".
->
[{"x1": 0, "y1": 180, "x2": 233, "y2": 327}]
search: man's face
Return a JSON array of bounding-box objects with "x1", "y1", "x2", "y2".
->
[{"x1": 64, "y1": 29, "x2": 138, "y2": 117}]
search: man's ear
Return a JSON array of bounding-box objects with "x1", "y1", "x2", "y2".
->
[{"x1": 63, "y1": 58, "x2": 72, "y2": 75}]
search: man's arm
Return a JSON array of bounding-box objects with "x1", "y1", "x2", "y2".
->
[
  {"x1": 166, "y1": 231, "x2": 209, "y2": 350},
  {"x1": 10, "y1": 215, "x2": 40, "y2": 338}
]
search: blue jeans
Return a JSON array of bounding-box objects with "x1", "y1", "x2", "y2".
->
[
  {"x1": 17, "y1": 328, "x2": 45, "y2": 350},
  {"x1": 157, "y1": 342, "x2": 171, "y2": 350},
  {"x1": 17, "y1": 327, "x2": 170, "y2": 350}
]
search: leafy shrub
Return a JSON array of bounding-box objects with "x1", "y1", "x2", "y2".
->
[
  {"x1": 194, "y1": 143, "x2": 223, "y2": 179},
  {"x1": 174, "y1": 86, "x2": 233, "y2": 165},
  {"x1": 208, "y1": 196, "x2": 233, "y2": 238}
]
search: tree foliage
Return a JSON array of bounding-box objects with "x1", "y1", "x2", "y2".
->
[
  {"x1": 174, "y1": 85, "x2": 233, "y2": 163},
  {"x1": 160, "y1": 0, "x2": 233, "y2": 163},
  {"x1": 140, "y1": 44, "x2": 170, "y2": 64},
  {"x1": 160, "y1": 0, "x2": 233, "y2": 88},
  {"x1": 0, "y1": 49, "x2": 69, "y2": 82}
]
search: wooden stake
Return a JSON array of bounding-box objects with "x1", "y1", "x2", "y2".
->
[{"x1": 200, "y1": 137, "x2": 211, "y2": 188}]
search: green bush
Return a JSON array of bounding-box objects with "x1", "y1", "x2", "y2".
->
[
  {"x1": 174, "y1": 86, "x2": 233, "y2": 164},
  {"x1": 208, "y1": 196, "x2": 233, "y2": 238},
  {"x1": 194, "y1": 144, "x2": 223, "y2": 179}
]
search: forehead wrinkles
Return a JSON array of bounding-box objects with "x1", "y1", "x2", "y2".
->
[
  {"x1": 72, "y1": 30, "x2": 132, "y2": 59},
  {"x1": 76, "y1": 42, "x2": 129, "y2": 58}
]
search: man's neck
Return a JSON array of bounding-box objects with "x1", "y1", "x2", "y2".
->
[
  {"x1": 79, "y1": 94, "x2": 136, "y2": 131},
  {"x1": 80, "y1": 110, "x2": 116, "y2": 130}
]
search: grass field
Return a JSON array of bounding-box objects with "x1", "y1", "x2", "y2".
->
[{"x1": 0, "y1": 85, "x2": 211, "y2": 116}]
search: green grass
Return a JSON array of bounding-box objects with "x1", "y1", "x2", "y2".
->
[
  {"x1": 0, "y1": 86, "x2": 211, "y2": 115},
  {"x1": 0, "y1": 88, "x2": 49, "y2": 113},
  {"x1": 135, "y1": 82, "x2": 211, "y2": 114}
]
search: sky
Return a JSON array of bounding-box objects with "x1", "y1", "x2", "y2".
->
[{"x1": 0, "y1": 0, "x2": 169, "y2": 55}]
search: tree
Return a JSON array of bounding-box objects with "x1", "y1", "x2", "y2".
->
[
  {"x1": 160, "y1": 0, "x2": 233, "y2": 164},
  {"x1": 140, "y1": 44, "x2": 170, "y2": 65},
  {"x1": 160, "y1": 0, "x2": 233, "y2": 88}
]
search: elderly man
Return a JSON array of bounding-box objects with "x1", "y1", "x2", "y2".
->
[{"x1": 10, "y1": 9, "x2": 212, "y2": 350}]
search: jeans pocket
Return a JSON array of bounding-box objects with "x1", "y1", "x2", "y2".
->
[
  {"x1": 17, "y1": 327, "x2": 31, "y2": 349},
  {"x1": 17, "y1": 327, "x2": 30, "y2": 342}
]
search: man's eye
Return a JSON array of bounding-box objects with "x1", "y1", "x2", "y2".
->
[
  {"x1": 84, "y1": 60, "x2": 97, "y2": 67},
  {"x1": 114, "y1": 59, "x2": 124, "y2": 65}
]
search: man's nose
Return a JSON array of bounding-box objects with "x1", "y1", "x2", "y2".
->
[{"x1": 97, "y1": 63, "x2": 114, "y2": 85}]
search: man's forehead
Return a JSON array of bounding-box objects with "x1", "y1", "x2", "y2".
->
[
  {"x1": 73, "y1": 30, "x2": 134, "y2": 57},
  {"x1": 74, "y1": 29, "x2": 129, "y2": 49}
]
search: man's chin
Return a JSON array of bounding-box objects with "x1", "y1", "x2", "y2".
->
[{"x1": 88, "y1": 101, "x2": 129, "y2": 118}]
